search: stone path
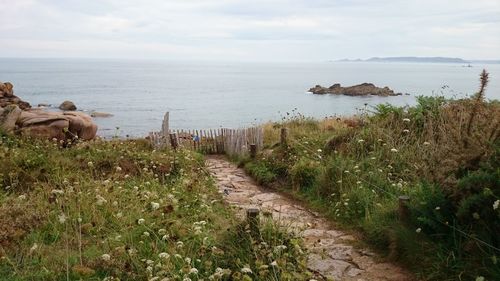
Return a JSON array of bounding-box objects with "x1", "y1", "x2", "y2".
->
[{"x1": 206, "y1": 156, "x2": 413, "y2": 281}]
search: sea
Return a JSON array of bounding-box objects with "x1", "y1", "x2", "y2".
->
[{"x1": 1, "y1": 58, "x2": 499, "y2": 137}]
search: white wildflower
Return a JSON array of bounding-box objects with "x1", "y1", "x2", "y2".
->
[
  {"x1": 58, "y1": 213, "x2": 67, "y2": 224},
  {"x1": 159, "y1": 252, "x2": 170, "y2": 259},
  {"x1": 189, "y1": 268, "x2": 198, "y2": 274},
  {"x1": 357, "y1": 139, "x2": 365, "y2": 143},
  {"x1": 18, "y1": 194, "x2": 26, "y2": 200},
  {"x1": 116, "y1": 166, "x2": 122, "y2": 172},
  {"x1": 150, "y1": 202, "x2": 160, "y2": 210},
  {"x1": 493, "y1": 200, "x2": 499, "y2": 210},
  {"x1": 423, "y1": 141, "x2": 430, "y2": 146},
  {"x1": 270, "y1": 261, "x2": 278, "y2": 267},
  {"x1": 96, "y1": 195, "x2": 107, "y2": 206},
  {"x1": 101, "y1": 254, "x2": 111, "y2": 261},
  {"x1": 143, "y1": 231, "x2": 150, "y2": 237},
  {"x1": 241, "y1": 267, "x2": 252, "y2": 274},
  {"x1": 415, "y1": 228, "x2": 422, "y2": 233},
  {"x1": 137, "y1": 218, "x2": 145, "y2": 225},
  {"x1": 390, "y1": 148, "x2": 398, "y2": 153},
  {"x1": 87, "y1": 161, "x2": 94, "y2": 167},
  {"x1": 403, "y1": 118, "x2": 410, "y2": 123},
  {"x1": 403, "y1": 129, "x2": 410, "y2": 133}
]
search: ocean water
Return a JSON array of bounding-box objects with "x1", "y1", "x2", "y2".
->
[{"x1": 1, "y1": 58, "x2": 499, "y2": 137}]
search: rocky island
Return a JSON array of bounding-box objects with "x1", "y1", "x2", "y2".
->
[{"x1": 309, "y1": 83, "x2": 402, "y2": 96}]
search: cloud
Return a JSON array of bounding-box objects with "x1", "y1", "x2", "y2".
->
[{"x1": 0, "y1": 0, "x2": 499, "y2": 61}]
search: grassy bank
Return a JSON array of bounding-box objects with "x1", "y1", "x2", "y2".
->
[
  {"x1": 237, "y1": 71, "x2": 500, "y2": 280},
  {"x1": 0, "y1": 134, "x2": 310, "y2": 280}
]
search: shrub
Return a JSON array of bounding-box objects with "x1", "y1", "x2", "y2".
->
[{"x1": 289, "y1": 158, "x2": 320, "y2": 190}]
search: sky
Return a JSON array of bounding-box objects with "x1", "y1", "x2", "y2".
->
[{"x1": 0, "y1": 0, "x2": 499, "y2": 62}]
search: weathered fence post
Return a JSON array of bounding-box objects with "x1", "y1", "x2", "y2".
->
[
  {"x1": 280, "y1": 127, "x2": 288, "y2": 145},
  {"x1": 398, "y1": 196, "x2": 410, "y2": 222},
  {"x1": 249, "y1": 144, "x2": 257, "y2": 159},
  {"x1": 246, "y1": 208, "x2": 260, "y2": 237},
  {"x1": 169, "y1": 133, "x2": 178, "y2": 150}
]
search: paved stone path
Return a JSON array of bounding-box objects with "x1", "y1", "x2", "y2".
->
[{"x1": 207, "y1": 156, "x2": 413, "y2": 281}]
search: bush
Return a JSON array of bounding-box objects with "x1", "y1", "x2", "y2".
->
[{"x1": 289, "y1": 158, "x2": 320, "y2": 190}]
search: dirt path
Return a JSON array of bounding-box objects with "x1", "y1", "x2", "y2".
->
[{"x1": 206, "y1": 156, "x2": 413, "y2": 281}]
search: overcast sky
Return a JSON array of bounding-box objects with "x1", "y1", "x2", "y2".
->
[{"x1": 1, "y1": 0, "x2": 499, "y2": 61}]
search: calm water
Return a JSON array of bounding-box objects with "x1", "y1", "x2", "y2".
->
[{"x1": 1, "y1": 58, "x2": 499, "y2": 137}]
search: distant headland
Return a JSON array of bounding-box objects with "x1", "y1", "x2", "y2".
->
[{"x1": 335, "y1": 56, "x2": 500, "y2": 64}]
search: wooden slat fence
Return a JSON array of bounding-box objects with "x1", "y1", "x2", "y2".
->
[{"x1": 148, "y1": 112, "x2": 264, "y2": 156}]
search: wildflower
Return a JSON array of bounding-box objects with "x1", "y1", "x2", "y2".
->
[
  {"x1": 159, "y1": 252, "x2": 170, "y2": 259},
  {"x1": 189, "y1": 268, "x2": 198, "y2": 274},
  {"x1": 403, "y1": 118, "x2": 410, "y2": 123},
  {"x1": 96, "y1": 195, "x2": 107, "y2": 206},
  {"x1": 473, "y1": 212, "x2": 480, "y2": 220},
  {"x1": 51, "y1": 189, "x2": 65, "y2": 196},
  {"x1": 185, "y1": 257, "x2": 191, "y2": 264},
  {"x1": 423, "y1": 141, "x2": 430, "y2": 146},
  {"x1": 183, "y1": 278, "x2": 192, "y2": 281},
  {"x1": 357, "y1": 139, "x2": 365, "y2": 143},
  {"x1": 270, "y1": 261, "x2": 278, "y2": 267},
  {"x1": 58, "y1": 213, "x2": 67, "y2": 224},
  {"x1": 344, "y1": 170, "x2": 350, "y2": 174},
  {"x1": 415, "y1": 228, "x2": 422, "y2": 233},
  {"x1": 18, "y1": 194, "x2": 26, "y2": 200},
  {"x1": 29, "y1": 243, "x2": 38, "y2": 254},
  {"x1": 403, "y1": 129, "x2": 410, "y2": 133},
  {"x1": 116, "y1": 166, "x2": 122, "y2": 172},
  {"x1": 390, "y1": 148, "x2": 398, "y2": 153},
  {"x1": 435, "y1": 206, "x2": 441, "y2": 210},
  {"x1": 475, "y1": 277, "x2": 485, "y2": 281},
  {"x1": 101, "y1": 254, "x2": 111, "y2": 261},
  {"x1": 493, "y1": 200, "x2": 499, "y2": 210},
  {"x1": 176, "y1": 241, "x2": 184, "y2": 248},
  {"x1": 87, "y1": 161, "x2": 94, "y2": 167},
  {"x1": 158, "y1": 228, "x2": 167, "y2": 235},
  {"x1": 124, "y1": 174, "x2": 130, "y2": 179},
  {"x1": 137, "y1": 218, "x2": 145, "y2": 225},
  {"x1": 162, "y1": 234, "x2": 169, "y2": 240},
  {"x1": 241, "y1": 267, "x2": 252, "y2": 274},
  {"x1": 356, "y1": 181, "x2": 362, "y2": 185},
  {"x1": 151, "y1": 202, "x2": 160, "y2": 210},
  {"x1": 143, "y1": 231, "x2": 150, "y2": 237}
]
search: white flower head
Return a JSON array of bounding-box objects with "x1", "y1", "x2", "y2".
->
[
  {"x1": 101, "y1": 254, "x2": 111, "y2": 261},
  {"x1": 159, "y1": 252, "x2": 170, "y2": 259},
  {"x1": 58, "y1": 213, "x2": 67, "y2": 224},
  {"x1": 189, "y1": 268, "x2": 198, "y2": 274},
  {"x1": 403, "y1": 118, "x2": 410, "y2": 123},
  {"x1": 415, "y1": 228, "x2": 422, "y2": 233},
  {"x1": 137, "y1": 218, "x2": 145, "y2": 225},
  {"x1": 241, "y1": 267, "x2": 252, "y2": 274},
  {"x1": 390, "y1": 148, "x2": 398, "y2": 153},
  {"x1": 493, "y1": 200, "x2": 499, "y2": 210},
  {"x1": 150, "y1": 202, "x2": 160, "y2": 210}
]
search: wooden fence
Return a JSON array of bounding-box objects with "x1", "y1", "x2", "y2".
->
[{"x1": 148, "y1": 112, "x2": 264, "y2": 156}]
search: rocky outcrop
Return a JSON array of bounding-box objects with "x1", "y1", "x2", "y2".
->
[
  {"x1": 0, "y1": 82, "x2": 31, "y2": 110},
  {"x1": 59, "y1": 100, "x2": 77, "y2": 111},
  {"x1": 90, "y1": 111, "x2": 113, "y2": 118},
  {"x1": 309, "y1": 83, "x2": 402, "y2": 96},
  {"x1": 0, "y1": 81, "x2": 97, "y2": 141}
]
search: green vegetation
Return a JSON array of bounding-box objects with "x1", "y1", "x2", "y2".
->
[
  {"x1": 0, "y1": 134, "x2": 309, "y2": 280},
  {"x1": 238, "y1": 71, "x2": 500, "y2": 280}
]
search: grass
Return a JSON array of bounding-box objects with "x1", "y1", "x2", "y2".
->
[
  {"x1": 0, "y1": 134, "x2": 310, "y2": 280},
  {"x1": 236, "y1": 71, "x2": 500, "y2": 280}
]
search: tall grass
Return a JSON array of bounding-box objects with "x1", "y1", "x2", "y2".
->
[{"x1": 0, "y1": 134, "x2": 310, "y2": 280}]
